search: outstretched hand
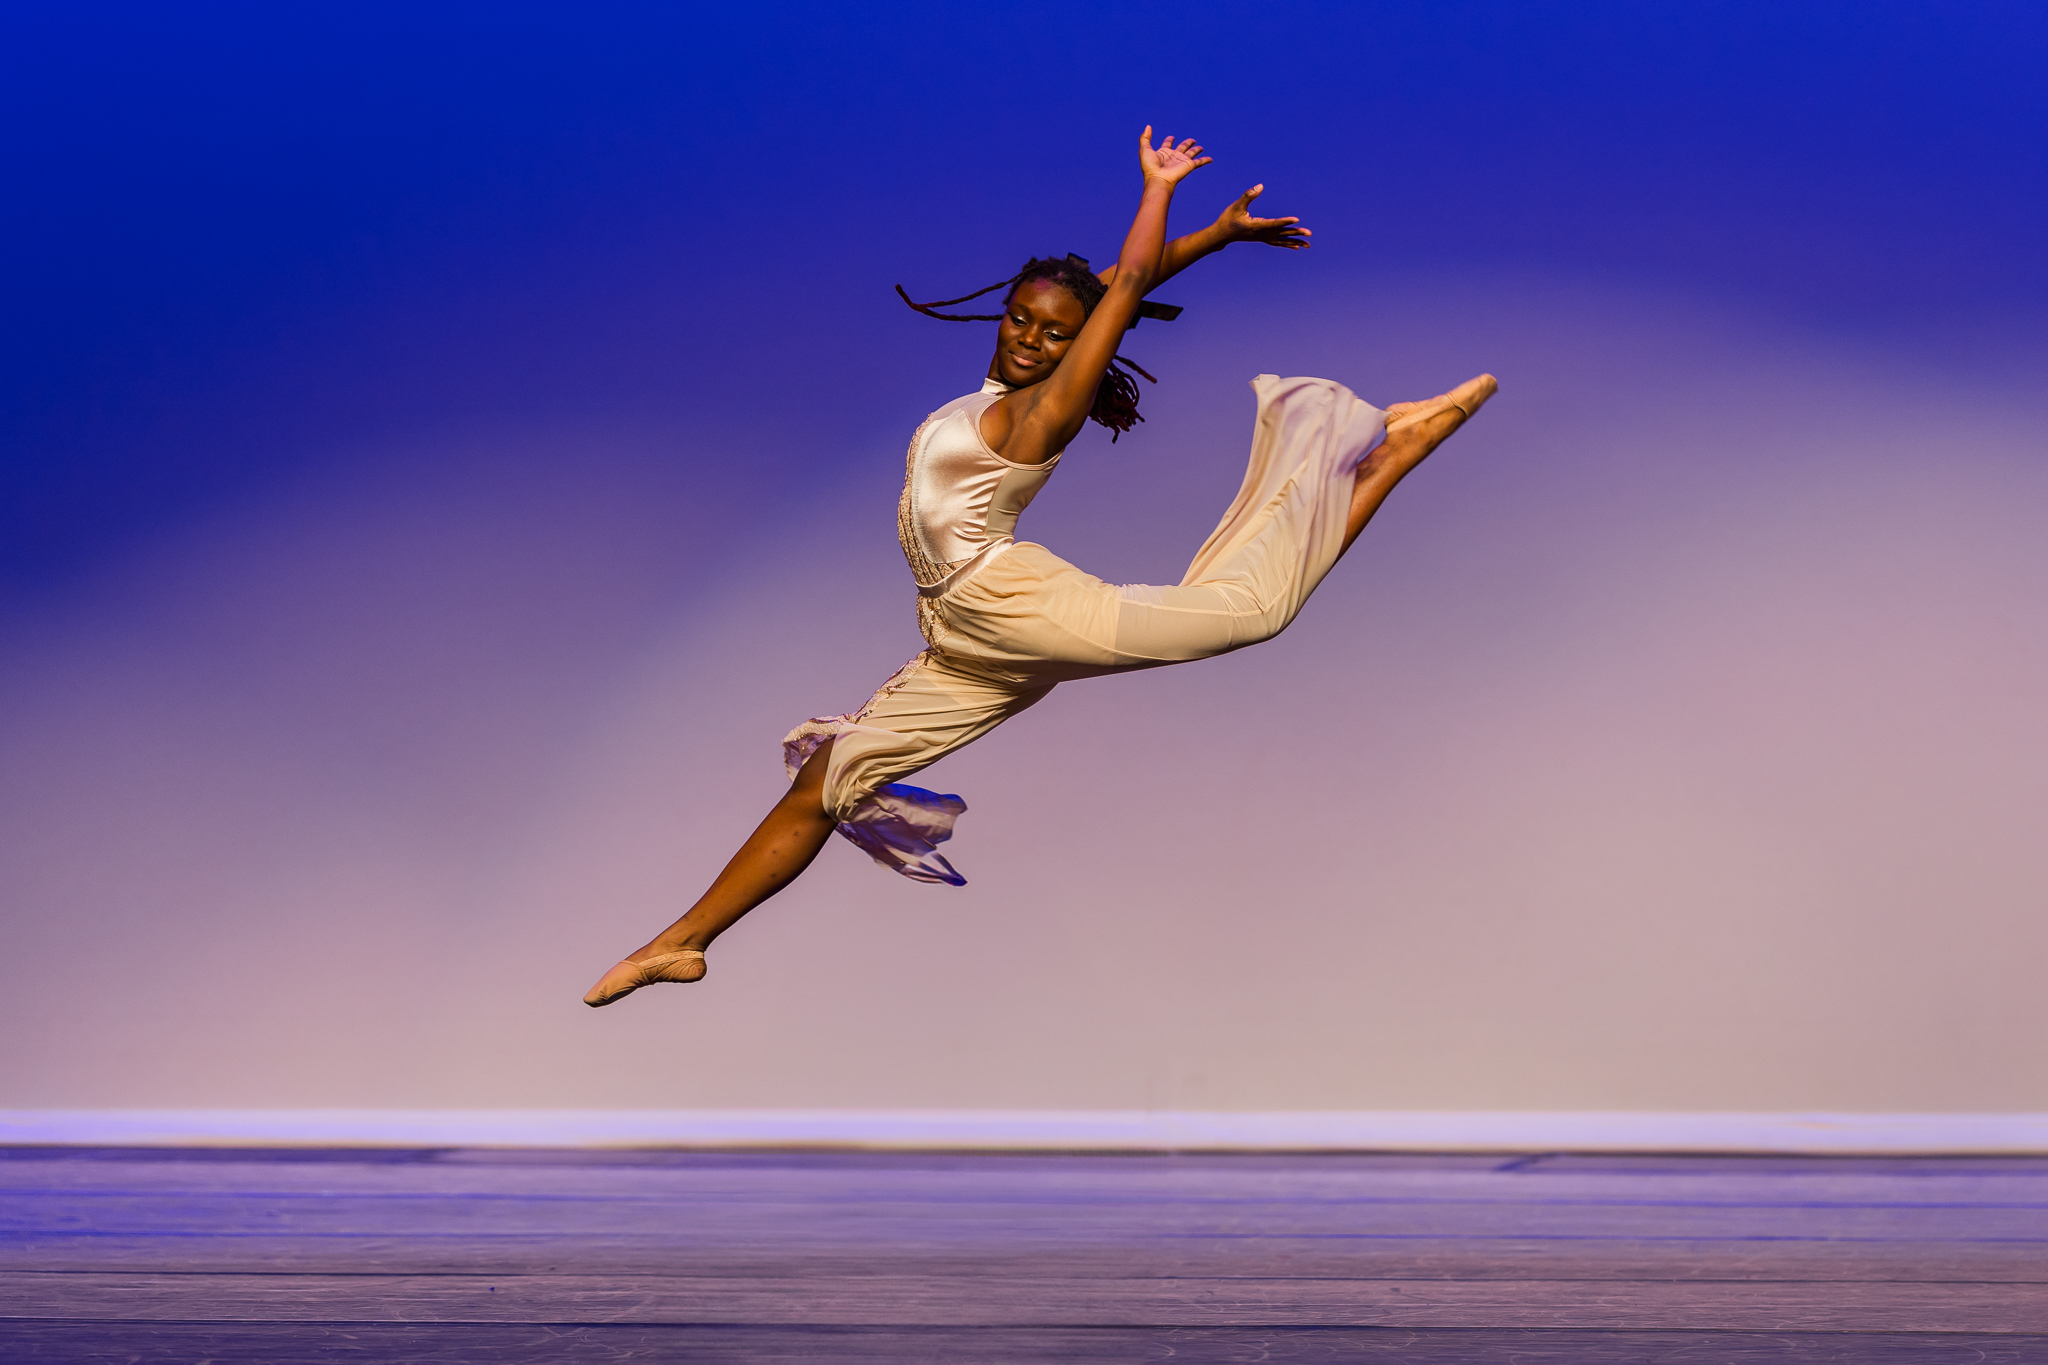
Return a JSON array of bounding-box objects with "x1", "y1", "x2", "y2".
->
[
  {"x1": 1216, "y1": 184, "x2": 1311, "y2": 249},
  {"x1": 1139, "y1": 126, "x2": 1212, "y2": 187}
]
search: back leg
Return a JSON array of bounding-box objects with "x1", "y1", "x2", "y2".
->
[
  {"x1": 1342, "y1": 373, "x2": 1497, "y2": 554},
  {"x1": 582, "y1": 738, "x2": 840, "y2": 1006}
]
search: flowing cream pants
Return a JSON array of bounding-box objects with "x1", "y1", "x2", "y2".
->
[{"x1": 783, "y1": 375, "x2": 1387, "y2": 884}]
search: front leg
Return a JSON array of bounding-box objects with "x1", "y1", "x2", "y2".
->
[{"x1": 1342, "y1": 374, "x2": 1499, "y2": 555}]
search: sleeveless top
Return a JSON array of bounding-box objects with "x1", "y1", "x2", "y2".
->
[{"x1": 897, "y1": 378, "x2": 1061, "y2": 639}]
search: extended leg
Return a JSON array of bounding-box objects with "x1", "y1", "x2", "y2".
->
[
  {"x1": 582, "y1": 740, "x2": 838, "y2": 1006},
  {"x1": 1088, "y1": 372, "x2": 1501, "y2": 668},
  {"x1": 1343, "y1": 373, "x2": 1497, "y2": 554}
]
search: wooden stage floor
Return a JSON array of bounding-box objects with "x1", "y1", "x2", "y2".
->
[{"x1": 2, "y1": 1146, "x2": 2044, "y2": 1362}]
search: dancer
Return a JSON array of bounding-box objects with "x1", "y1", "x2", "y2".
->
[{"x1": 586, "y1": 129, "x2": 1494, "y2": 1006}]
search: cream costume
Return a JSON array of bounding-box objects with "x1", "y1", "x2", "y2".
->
[{"x1": 783, "y1": 373, "x2": 1387, "y2": 884}]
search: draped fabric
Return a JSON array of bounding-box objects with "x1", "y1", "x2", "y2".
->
[{"x1": 785, "y1": 375, "x2": 1386, "y2": 884}]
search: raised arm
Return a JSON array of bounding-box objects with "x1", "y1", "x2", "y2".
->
[
  {"x1": 1098, "y1": 182, "x2": 1311, "y2": 292},
  {"x1": 988, "y1": 129, "x2": 1210, "y2": 466}
]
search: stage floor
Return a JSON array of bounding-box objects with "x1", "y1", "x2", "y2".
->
[{"x1": 1, "y1": 1147, "x2": 2043, "y2": 1362}]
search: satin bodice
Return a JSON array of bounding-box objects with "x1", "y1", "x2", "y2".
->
[{"x1": 897, "y1": 378, "x2": 1061, "y2": 594}]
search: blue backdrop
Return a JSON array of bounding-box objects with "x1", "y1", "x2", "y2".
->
[{"x1": 8, "y1": 1, "x2": 2042, "y2": 586}]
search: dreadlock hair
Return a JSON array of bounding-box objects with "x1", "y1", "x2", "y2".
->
[{"x1": 896, "y1": 254, "x2": 1157, "y2": 441}]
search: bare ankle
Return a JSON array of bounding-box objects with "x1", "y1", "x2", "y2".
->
[
  {"x1": 633, "y1": 929, "x2": 709, "y2": 960},
  {"x1": 1362, "y1": 425, "x2": 1432, "y2": 478}
]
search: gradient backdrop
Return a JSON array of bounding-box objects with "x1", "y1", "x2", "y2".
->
[{"x1": 4, "y1": 2, "x2": 2045, "y2": 1113}]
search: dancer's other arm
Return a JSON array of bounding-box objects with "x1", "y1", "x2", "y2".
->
[
  {"x1": 1097, "y1": 183, "x2": 1309, "y2": 292},
  {"x1": 988, "y1": 128, "x2": 1208, "y2": 466}
]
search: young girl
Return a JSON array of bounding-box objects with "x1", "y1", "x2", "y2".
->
[{"x1": 586, "y1": 128, "x2": 1494, "y2": 1006}]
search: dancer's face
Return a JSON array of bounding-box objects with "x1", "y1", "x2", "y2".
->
[{"x1": 991, "y1": 280, "x2": 1088, "y2": 388}]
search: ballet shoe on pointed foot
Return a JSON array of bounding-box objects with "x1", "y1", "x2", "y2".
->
[
  {"x1": 583, "y1": 949, "x2": 706, "y2": 1007},
  {"x1": 1449, "y1": 372, "x2": 1498, "y2": 418},
  {"x1": 1385, "y1": 374, "x2": 1498, "y2": 432}
]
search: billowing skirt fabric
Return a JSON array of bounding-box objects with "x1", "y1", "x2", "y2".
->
[{"x1": 782, "y1": 375, "x2": 1386, "y2": 884}]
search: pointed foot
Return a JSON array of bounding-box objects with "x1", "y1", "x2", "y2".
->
[{"x1": 583, "y1": 949, "x2": 707, "y2": 1007}]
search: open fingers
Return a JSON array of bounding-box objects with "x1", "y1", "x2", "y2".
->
[
  {"x1": 1249, "y1": 218, "x2": 1312, "y2": 248},
  {"x1": 1141, "y1": 126, "x2": 1211, "y2": 175}
]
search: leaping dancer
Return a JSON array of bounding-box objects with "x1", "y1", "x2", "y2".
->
[{"x1": 586, "y1": 128, "x2": 1495, "y2": 1006}]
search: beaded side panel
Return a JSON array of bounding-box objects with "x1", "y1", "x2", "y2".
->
[{"x1": 895, "y1": 413, "x2": 949, "y2": 645}]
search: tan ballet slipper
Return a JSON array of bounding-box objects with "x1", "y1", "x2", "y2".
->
[
  {"x1": 583, "y1": 949, "x2": 706, "y2": 1007},
  {"x1": 1385, "y1": 374, "x2": 1497, "y2": 431}
]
